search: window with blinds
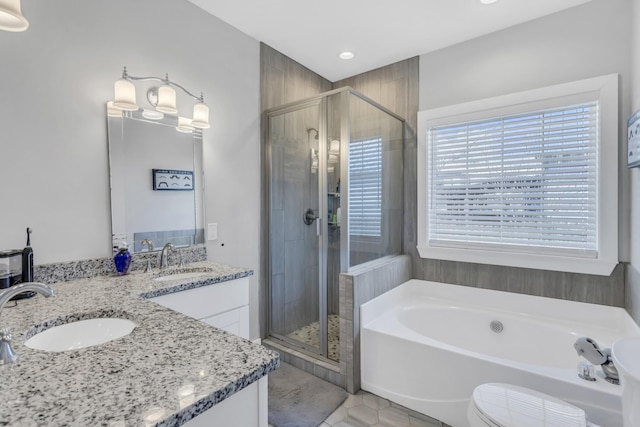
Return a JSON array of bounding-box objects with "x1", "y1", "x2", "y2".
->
[
  {"x1": 428, "y1": 102, "x2": 598, "y2": 257},
  {"x1": 349, "y1": 138, "x2": 383, "y2": 237}
]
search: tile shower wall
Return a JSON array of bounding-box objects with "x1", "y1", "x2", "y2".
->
[
  {"x1": 270, "y1": 111, "x2": 321, "y2": 334},
  {"x1": 261, "y1": 44, "x2": 333, "y2": 337},
  {"x1": 260, "y1": 48, "x2": 420, "y2": 388},
  {"x1": 261, "y1": 43, "x2": 332, "y2": 109},
  {"x1": 333, "y1": 57, "x2": 419, "y2": 272}
]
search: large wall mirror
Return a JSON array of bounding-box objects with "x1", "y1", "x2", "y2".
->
[{"x1": 107, "y1": 108, "x2": 205, "y2": 254}]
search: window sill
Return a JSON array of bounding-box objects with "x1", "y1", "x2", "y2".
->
[{"x1": 416, "y1": 245, "x2": 617, "y2": 276}]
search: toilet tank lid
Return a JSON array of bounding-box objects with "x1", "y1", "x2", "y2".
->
[{"x1": 472, "y1": 383, "x2": 588, "y2": 427}]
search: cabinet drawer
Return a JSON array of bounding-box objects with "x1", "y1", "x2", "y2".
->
[
  {"x1": 150, "y1": 277, "x2": 249, "y2": 320},
  {"x1": 202, "y1": 305, "x2": 250, "y2": 339}
]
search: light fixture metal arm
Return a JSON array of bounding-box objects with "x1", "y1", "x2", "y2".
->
[{"x1": 120, "y1": 67, "x2": 204, "y2": 102}]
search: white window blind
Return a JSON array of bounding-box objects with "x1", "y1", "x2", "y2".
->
[
  {"x1": 428, "y1": 102, "x2": 598, "y2": 257},
  {"x1": 349, "y1": 138, "x2": 382, "y2": 237}
]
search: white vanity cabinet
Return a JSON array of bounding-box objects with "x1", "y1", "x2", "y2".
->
[
  {"x1": 150, "y1": 276, "x2": 267, "y2": 427},
  {"x1": 182, "y1": 377, "x2": 268, "y2": 427},
  {"x1": 149, "y1": 277, "x2": 250, "y2": 339}
]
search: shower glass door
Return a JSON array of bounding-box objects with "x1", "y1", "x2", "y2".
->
[{"x1": 268, "y1": 100, "x2": 327, "y2": 357}]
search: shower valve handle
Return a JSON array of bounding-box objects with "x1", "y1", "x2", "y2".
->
[{"x1": 303, "y1": 208, "x2": 318, "y2": 225}]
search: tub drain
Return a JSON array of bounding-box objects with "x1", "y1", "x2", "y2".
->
[{"x1": 490, "y1": 320, "x2": 504, "y2": 333}]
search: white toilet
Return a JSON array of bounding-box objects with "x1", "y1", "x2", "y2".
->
[{"x1": 467, "y1": 383, "x2": 601, "y2": 427}]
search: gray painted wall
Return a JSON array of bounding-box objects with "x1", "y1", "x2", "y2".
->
[
  {"x1": 416, "y1": 0, "x2": 631, "y2": 308},
  {"x1": 0, "y1": 0, "x2": 263, "y2": 339}
]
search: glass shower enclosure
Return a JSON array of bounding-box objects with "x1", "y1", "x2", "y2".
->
[{"x1": 265, "y1": 87, "x2": 404, "y2": 362}]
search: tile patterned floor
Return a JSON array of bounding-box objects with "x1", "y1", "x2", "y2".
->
[
  {"x1": 286, "y1": 314, "x2": 340, "y2": 361},
  {"x1": 318, "y1": 390, "x2": 448, "y2": 427},
  {"x1": 269, "y1": 389, "x2": 448, "y2": 427}
]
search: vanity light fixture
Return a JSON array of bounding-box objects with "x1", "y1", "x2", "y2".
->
[
  {"x1": 0, "y1": 0, "x2": 29, "y2": 32},
  {"x1": 480, "y1": 0, "x2": 498, "y2": 4},
  {"x1": 176, "y1": 117, "x2": 195, "y2": 133},
  {"x1": 155, "y1": 82, "x2": 178, "y2": 115},
  {"x1": 107, "y1": 102, "x2": 123, "y2": 118},
  {"x1": 141, "y1": 109, "x2": 164, "y2": 120},
  {"x1": 111, "y1": 67, "x2": 210, "y2": 129}
]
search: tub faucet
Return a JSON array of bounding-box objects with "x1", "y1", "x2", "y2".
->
[
  {"x1": 159, "y1": 243, "x2": 176, "y2": 270},
  {"x1": 574, "y1": 337, "x2": 619, "y2": 385},
  {"x1": 0, "y1": 282, "x2": 55, "y2": 365}
]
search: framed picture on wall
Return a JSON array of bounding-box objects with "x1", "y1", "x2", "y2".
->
[
  {"x1": 152, "y1": 169, "x2": 194, "y2": 191},
  {"x1": 628, "y1": 109, "x2": 640, "y2": 168}
]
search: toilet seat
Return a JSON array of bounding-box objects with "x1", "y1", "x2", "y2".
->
[{"x1": 468, "y1": 383, "x2": 599, "y2": 427}]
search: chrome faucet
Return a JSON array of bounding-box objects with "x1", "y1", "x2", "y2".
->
[
  {"x1": 0, "y1": 282, "x2": 55, "y2": 365},
  {"x1": 159, "y1": 243, "x2": 176, "y2": 270},
  {"x1": 140, "y1": 239, "x2": 154, "y2": 252},
  {"x1": 140, "y1": 239, "x2": 155, "y2": 273},
  {"x1": 574, "y1": 337, "x2": 620, "y2": 384}
]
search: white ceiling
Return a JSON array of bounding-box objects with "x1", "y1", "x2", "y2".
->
[{"x1": 188, "y1": 0, "x2": 592, "y2": 82}]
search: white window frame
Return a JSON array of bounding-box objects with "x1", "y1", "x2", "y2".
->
[{"x1": 417, "y1": 75, "x2": 618, "y2": 276}]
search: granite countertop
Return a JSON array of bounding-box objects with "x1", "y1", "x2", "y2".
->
[{"x1": 0, "y1": 261, "x2": 279, "y2": 427}]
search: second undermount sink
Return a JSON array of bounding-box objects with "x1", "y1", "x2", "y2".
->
[
  {"x1": 151, "y1": 268, "x2": 212, "y2": 282},
  {"x1": 24, "y1": 318, "x2": 136, "y2": 352}
]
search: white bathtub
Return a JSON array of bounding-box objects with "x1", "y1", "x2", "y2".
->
[{"x1": 360, "y1": 279, "x2": 640, "y2": 427}]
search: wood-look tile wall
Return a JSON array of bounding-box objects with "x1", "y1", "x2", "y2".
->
[
  {"x1": 626, "y1": 265, "x2": 640, "y2": 322},
  {"x1": 261, "y1": 43, "x2": 332, "y2": 110},
  {"x1": 261, "y1": 44, "x2": 333, "y2": 338},
  {"x1": 340, "y1": 255, "x2": 412, "y2": 393},
  {"x1": 332, "y1": 57, "x2": 419, "y2": 266}
]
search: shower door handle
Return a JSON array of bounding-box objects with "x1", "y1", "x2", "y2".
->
[{"x1": 316, "y1": 217, "x2": 321, "y2": 236}]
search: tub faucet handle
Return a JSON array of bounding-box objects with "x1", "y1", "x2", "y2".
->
[
  {"x1": 577, "y1": 361, "x2": 596, "y2": 382},
  {"x1": 574, "y1": 336, "x2": 619, "y2": 385}
]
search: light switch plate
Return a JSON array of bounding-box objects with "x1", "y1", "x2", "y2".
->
[{"x1": 207, "y1": 223, "x2": 218, "y2": 241}]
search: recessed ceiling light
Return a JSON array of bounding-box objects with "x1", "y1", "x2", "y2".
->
[
  {"x1": 480, "y1": 0, "x2": 498, "y2": 4},
  {"x1": 339, "y1": 51, "x2": 355, "y2": 60}
]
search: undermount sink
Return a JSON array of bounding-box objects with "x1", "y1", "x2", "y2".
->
[
  {"x1": 24, "y1": 318, "x2": 136, "y2": 352},
  {"x1": 152, "y1": 268, "x2": 212, "y2": 282}
]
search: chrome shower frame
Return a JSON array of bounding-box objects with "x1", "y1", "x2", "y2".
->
[{"x1": 262, "y1": 86, "x2": 405, "y2": 363}]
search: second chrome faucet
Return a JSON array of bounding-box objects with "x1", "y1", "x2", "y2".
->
[{"x1": 159, "y1": 243, "x2": 176, "y2": 270}]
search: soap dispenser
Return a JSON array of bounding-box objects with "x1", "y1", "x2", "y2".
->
[{"x1": 114, "y1": 242, "x2": 132, "y2": 275}]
